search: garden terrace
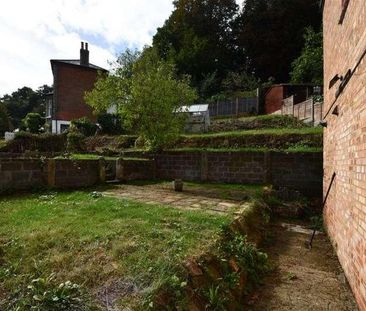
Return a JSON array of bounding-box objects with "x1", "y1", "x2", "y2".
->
[
  {"x1": 176, "y1": 127, "x2": 323, "y2": 152},
  {"x1": 209, "y1": 114, "x2": 310, "y2": 133}
]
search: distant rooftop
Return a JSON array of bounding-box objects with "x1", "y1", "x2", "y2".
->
[
  {"x1": 50, "y1": 59, "x2": 107, "y2": 71},
  {"x1": 50, "y1": 42, "x2": 108, "y2": 72}
]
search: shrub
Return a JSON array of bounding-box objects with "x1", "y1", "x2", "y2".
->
[
  {"x1": 22, "y1": 113, "x2": 45, "y2": 133},
  {"x1": 70, "y1": 118, "x2": 97, "y2": 137},
  {"x1": 67, "y1": 132, "x2": 85, "y2": 152}
]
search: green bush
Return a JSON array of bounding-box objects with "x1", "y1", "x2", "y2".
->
[
  {"x1": 67, "y1": 132, "x2": 85, "y2": 152},
  {"x1": 1, "y1": 132, "x2": 67, "y2": 153},
  {"x1": 70, "y1": 117, "x2": 97, "y2": 137},
  {"x1": 22, "y1": 113, "x2": 45, "y2": 133}
]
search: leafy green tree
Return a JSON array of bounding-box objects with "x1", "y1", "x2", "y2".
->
[
  {"x1": 152, "y1": 0, "x2": 240, "y2": 97},
  {"x1": 86, "y1": 48, "x2": 197, "y2": 151},
  {"x1": 290, "y1": 27, "x2": 323, "y2": 84},
  {"x1": 221, "y1": 71, "x2": 260, "y2": 95},
  {"x1": 236, "y1": 0, "x2": 322, "y2": 82},
  {"x1": 1, "y1": 85, "x2": 53, "y2": 128},
  {"x1": 22, "y1": 113, "x2": 45, "y2": 134},
  {"x1": 0, "y1": 104, "x2": 11, "y2": 136}
]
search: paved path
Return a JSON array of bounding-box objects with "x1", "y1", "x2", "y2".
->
[{"x1": 103, "y1": 183, "x2": 248, "y2": 214}]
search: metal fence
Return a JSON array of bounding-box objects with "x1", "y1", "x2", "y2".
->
[{"x1": 208, "y1": 97, "x2": 258, "y2": 117}]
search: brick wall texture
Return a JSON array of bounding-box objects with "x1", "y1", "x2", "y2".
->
[
  {"x1": 54, "y1": 63, "x2": 98, "y2": 121},
  {"x1": 0, "y1": 158, "x2": 103, "y2": 193},
  {"x1": 0, "y1": 152, "x2": 322, "y2": 196},
  {"x1": 323, "y1": 1, "x2": 366, "y2": 309},
  {"x1": 155, "y1": 151, "x2": 322, "y2": 196},
  {"x1": 0, "y1": 159, "x2": 45, "y2": 191},
  {"x1": 53, "y1": 160, "x2": 101, "y2": 188}
]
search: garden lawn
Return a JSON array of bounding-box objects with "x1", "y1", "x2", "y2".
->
[{"x1": 0, "y1": 190, "x2": 231, "y2": 309}]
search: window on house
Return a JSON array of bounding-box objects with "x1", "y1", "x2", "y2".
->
[
  {"x1": 46, "y1": 98, "x2": 52, "y2": 118},
  {"x1": 60, "y1": 124, "x2": 70, "y2": 133},
  {"x1": 339, "y1": 0, "x2": 350, "y2": 24}
]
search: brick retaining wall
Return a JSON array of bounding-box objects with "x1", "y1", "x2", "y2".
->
[
  {"x1": 0, "y1": 158, "x2": 45, "y2": 192},
  {"x1": 116, "y1": 159, "x2": 155, "y2": 181},
  {"x1": 155, "y1": 151, "x2": 322, "y2": 196},
  {"x1": 0, "y1": 152, "x2": 322, "y2": 197},
  {"x1": 0, "y1": 158, "x2": 105, "y2": 193}
]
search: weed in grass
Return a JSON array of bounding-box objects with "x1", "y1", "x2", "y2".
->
[
  {"x1": 204, "y1": 285, "x2": 227, "y2": 311},
  {"x1": 220, "y1": 235, "x2": 270, "y2": 286},
  {"x1": 286, "y1": 272, "x2": 298, "y2": 281}
]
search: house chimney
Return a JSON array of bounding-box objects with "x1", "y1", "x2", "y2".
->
[{"x1": 80, "y1": 41, "x2": 89, "y2": 66}]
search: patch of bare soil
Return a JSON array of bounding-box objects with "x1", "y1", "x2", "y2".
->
[
  {"x1": 97, "y1": 279, "x2": 139, "y2": 311},
  {"x1": 246, "y1": 221, "x2": 358, "y2": 311}
]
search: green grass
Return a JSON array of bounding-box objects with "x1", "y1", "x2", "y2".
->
[
  {"x1": 0, "y1": 190, "x2": 230, "y2": 309},
  {"x1": 183, "y1": 127, "x2": 323, "y2": 138},
  {"x1": 54, "y1": 153, "x2": 118, "y2": 160},
  {"x1": 169, "y1": 147, "x2": 323, "y2": 153}
]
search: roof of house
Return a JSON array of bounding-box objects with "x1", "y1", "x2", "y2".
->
[{"x1": 50, "y1": 59, "x2": 107, "y2": 71}]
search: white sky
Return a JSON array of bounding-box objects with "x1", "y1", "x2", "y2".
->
[{"x1": 0, "y1": 0, "x2": 242, "y2": 96}]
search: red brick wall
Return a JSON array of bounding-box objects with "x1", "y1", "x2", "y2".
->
[
  {"x1": 264, "y1": 86, "x2": 284, "y2": 114},
  {"x1": 323, "y1": 1, "x2": 366, "y2": 309},
  {"x1": 55, "y1": 63, "x2": 98, "y2": 121}
]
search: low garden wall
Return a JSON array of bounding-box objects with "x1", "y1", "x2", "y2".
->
[
  {"x1": 0, "y1": 158, "x2": 45, "y2": 192},
  {"x1": 0, "y1": 158, "x2": 105, "y2": 193},
  {"x1": 154, "y1": 151, "x2": 323, "y2": 196},
  {"x1": 116, "y1": 158, "x2": 155, "y2": 181},
  {"x1": 0, "y1": 151, "x2": 323, "y2": 197}
]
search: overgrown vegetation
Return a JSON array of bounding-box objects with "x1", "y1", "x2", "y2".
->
[
  {"x1": 154, "y1": 200, "x2": 271, "y2": 310},
  {"x1": 209, "y1": 115, "x2": 310, "y2": 133},
  {"x1": 0, "y1": 132, "x2": 66, "y2": 153}
]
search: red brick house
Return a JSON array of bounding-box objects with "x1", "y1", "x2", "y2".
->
[
  {"x1": 323, "y1": 0, "x2": 366, "y2": 309},
  {"x1": 263, "y1": 84, "x2": 320, "y2": 114},
  {"x1": 46, "y1": 42, "x2": 107, "y2": 133}
]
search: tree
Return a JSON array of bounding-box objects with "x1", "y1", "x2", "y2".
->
[
  {"x1": 221, "y1": 71, "x2": 260, "y2": 95},
  {"x1": 22, "y1": 113, "x2": 45, "y2": 134},
  {"x1": 290, "y1": 27, "x2": 323, "y2": 84},
  {"x1": 236, "y1": 0, "x2": 322, "y2": 82},
  {"x1": 1, "y1": 85, "x2": 53, "y2": 128},
  {"x1": 0, "y1": 104, "x2": 11, "y2": 136},
  {"x1": 152, "y1": 0, "x2": 240, "y2": 97},
  {"x1": 86, "y1": 48, "x2": 197, "y2": 151}
]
